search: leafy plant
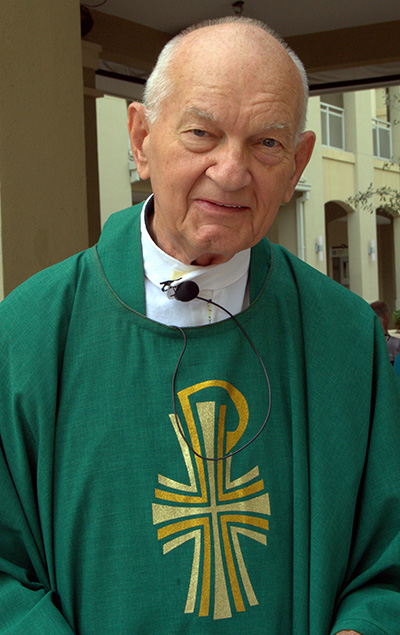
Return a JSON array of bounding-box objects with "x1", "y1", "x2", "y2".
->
[{"x1": 347, "y1": 184, "x2": 400, "y2": 216}]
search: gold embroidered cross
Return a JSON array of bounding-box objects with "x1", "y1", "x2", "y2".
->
[{"x1": 152, "y1": 381, "x2": 270, "y2": 620}]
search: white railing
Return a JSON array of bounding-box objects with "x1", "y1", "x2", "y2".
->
[
  {"x1": 372, "y1": 118, "x2": 392, "y2": 160},
  {"x1": 320, "y1": 103, "x2": 345, "y2": 150}
]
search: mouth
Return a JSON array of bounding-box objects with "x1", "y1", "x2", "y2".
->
[
  {"x1": 216, "y1": 202, "x2": 245, "y2": 209},
  {"x1": 196, "y1": 198, "x2": 249, "y2": 211}
]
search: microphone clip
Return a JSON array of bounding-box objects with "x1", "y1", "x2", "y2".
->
[
  {"x1": 159, "y1": 278, "x2": 200, "y2": 302},
  {"x1": 160, "y1": 278, "x2": 182, "y2": 294}
]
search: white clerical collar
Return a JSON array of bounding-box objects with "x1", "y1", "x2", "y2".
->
[{"x1": 140, "y1": 196, "x2": 251, "y2": 326}]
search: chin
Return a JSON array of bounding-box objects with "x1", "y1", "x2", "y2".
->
[
  {"x1": 192, "y1": 227, "x2": 251, "y2": 253},
  {"x1": 192, "y1": 244, "x2": 249, "y2": 266}
]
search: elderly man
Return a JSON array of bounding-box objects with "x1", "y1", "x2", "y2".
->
[{"x1": 1, "y1": 17, "x2": 399, "y2": 635}]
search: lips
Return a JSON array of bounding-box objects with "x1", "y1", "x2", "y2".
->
[
  {"x1": 196, "y1": 198, "x2": 249, "y2": 210},
  {"x1": 217, "y1": 202, "x2": 245, "y2": 209}
]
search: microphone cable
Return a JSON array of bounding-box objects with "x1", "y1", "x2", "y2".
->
[{"x1": 166, "y1": 280, "x2": 272, "y2": 462}]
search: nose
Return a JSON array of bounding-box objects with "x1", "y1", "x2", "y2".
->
[{"x1": 205, "y1": 142, "x2": 252, "y2": 190}]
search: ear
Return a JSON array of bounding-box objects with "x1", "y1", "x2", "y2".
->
[
  {"x1": 283, "y1": 131, "x2": 316, "y2": 203},
  {"x1": 128, "y1": 102, "x2": 151, "y2": 180}
]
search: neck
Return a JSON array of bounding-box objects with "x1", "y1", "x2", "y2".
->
[{"x1": 191, "y1": 253, "x2": 231, "y2": 266}]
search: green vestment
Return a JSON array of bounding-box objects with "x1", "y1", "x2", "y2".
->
[{"x1": 1, "y1": 204, "x2": 400, "y2": 634}]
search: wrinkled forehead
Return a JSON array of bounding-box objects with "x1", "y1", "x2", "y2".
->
[{"x1": 168, "y1": 24, "x2": 303, "y2": 113}]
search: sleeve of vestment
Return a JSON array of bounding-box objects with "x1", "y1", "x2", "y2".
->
[
  {"x1": 0, "y1": 271, "x2": 76, "y2": 634},
  {"x1": 329, "y1": 318, "x2": 400, "y2": 635}
]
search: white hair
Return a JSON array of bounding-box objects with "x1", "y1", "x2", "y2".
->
[{"x1": 143, "y1": 16, "x2": 309, "y2": 135}]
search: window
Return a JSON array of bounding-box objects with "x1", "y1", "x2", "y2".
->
[
  {"x1": 320, "y1": 103, "x2": 345, "y2": 150},
  {"x1": 372, "y1": 118, "x2": 392, "y2": 160}
]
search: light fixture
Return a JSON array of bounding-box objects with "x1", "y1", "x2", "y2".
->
[
  {"x1": 368, "y1": 239, "x2": 376, "y2": 262},
  {"x1": 232, "y1": 1, "x2": 244, "y2": 15},
  {"x1": 315, "y1": 235, "x2": 323, "y2": 262}
]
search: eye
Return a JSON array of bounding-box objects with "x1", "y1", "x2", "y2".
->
[
  {"x1": 181, "y1": 126, "x2": 217, "y2": 152},
  {"x1": 262, "y1": 138, "x2": 280, "y2": 148},
  {"x1": 191, "y1": 129, "x2": 209, "y2": 137}
]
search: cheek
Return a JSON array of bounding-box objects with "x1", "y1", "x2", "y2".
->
[
  {"x1": 170, "y1": 148, "x2": 210, "y2": 182},
  {"x1": 257, "y1": 164, "x2": 295, "y2": 205},
  {"x1": 252, "y1": 180, "x2": 288, "y2": 233}
]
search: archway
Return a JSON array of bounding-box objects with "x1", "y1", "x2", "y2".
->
[{"x1": 325, "y1": 200, "x2": 353, "y2": 288}]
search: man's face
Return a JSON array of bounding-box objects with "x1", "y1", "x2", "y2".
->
[{"x1": 129, "y1": 27, "x2": 315, "y2": 266}]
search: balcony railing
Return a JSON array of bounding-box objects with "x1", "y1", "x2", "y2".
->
[{"x1": 320, "y1": 103, "x2": 345, "y2": 150}]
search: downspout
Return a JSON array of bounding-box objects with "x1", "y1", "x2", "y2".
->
[{"x1": 296, "y1": 190, "x2": 309, "y2": 262}]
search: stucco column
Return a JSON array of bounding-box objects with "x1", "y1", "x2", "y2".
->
[
  {"x1": 82, "y1": 41, "x2": 103, "y2": 245},
  {"x1": 96, "y1": 95, "x2": 133, "y2": 227},
  {"x1": 393, "y1": 216, "x2": 400, "y2": 311},
  {"x1": 343, "y1": 91, "x2": 379, "y2": 301},
  {"x1": 302, "y1": 95, "x2": 327, "y2": 273},
  {"x1": 388, "y1": 87, "x2": 400, "y2": 310},
  {"x1": 0, "y1": 0, "x2": 88, "y2": 299},
  {"x1": 389, "y1": 86, "x2": 400, "y2": 162}
]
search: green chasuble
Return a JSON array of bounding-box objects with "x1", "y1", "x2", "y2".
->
[{"x1": 1, "y1": 204, "x2": 400, "y2": 635}]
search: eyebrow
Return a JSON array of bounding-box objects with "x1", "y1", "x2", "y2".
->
[
  {"x1": 181, "y1": 107, "x2": 293, "y2": 134},
  {"x1": 261, "y1": 122, "x2": 292, "y2": 132},
  {"x1": 181, "y1": 107, "x2": 219, "y2": 123}
]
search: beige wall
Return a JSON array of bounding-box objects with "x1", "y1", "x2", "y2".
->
[
  {"x1": 96, "y1": 95, "x2": 133, "y2": 226},
  {"x1": 302, "y1": 96, "x2": 327, "y2": 272},
  {"x1": 268, "y1": 200, "x2": 297, "y2": 255},
  {"x1": 0, "y1": 0, "x2": 88, "y2": 298},
  {"x1": 322, "y1": 149, "x2": 355, "y2": 202},
  {"x1": 374, "y1": 161, "x2": 400, "y2": 190},
  {"x1": 343, "y1": 91, "x2": 379, "y2": 301}
]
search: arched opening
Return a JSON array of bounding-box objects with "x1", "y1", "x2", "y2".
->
[{"x1": 325, "y1": 200, "x2": 353, "y2": 288}]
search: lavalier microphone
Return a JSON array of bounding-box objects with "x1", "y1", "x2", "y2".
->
[{"x1": 174, "y1": 280, "x2": 200, "y2": 302}]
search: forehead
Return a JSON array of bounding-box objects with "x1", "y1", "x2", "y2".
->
[{"x1": 163, "y1": 25, "x2": 302, "y2": 129}]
